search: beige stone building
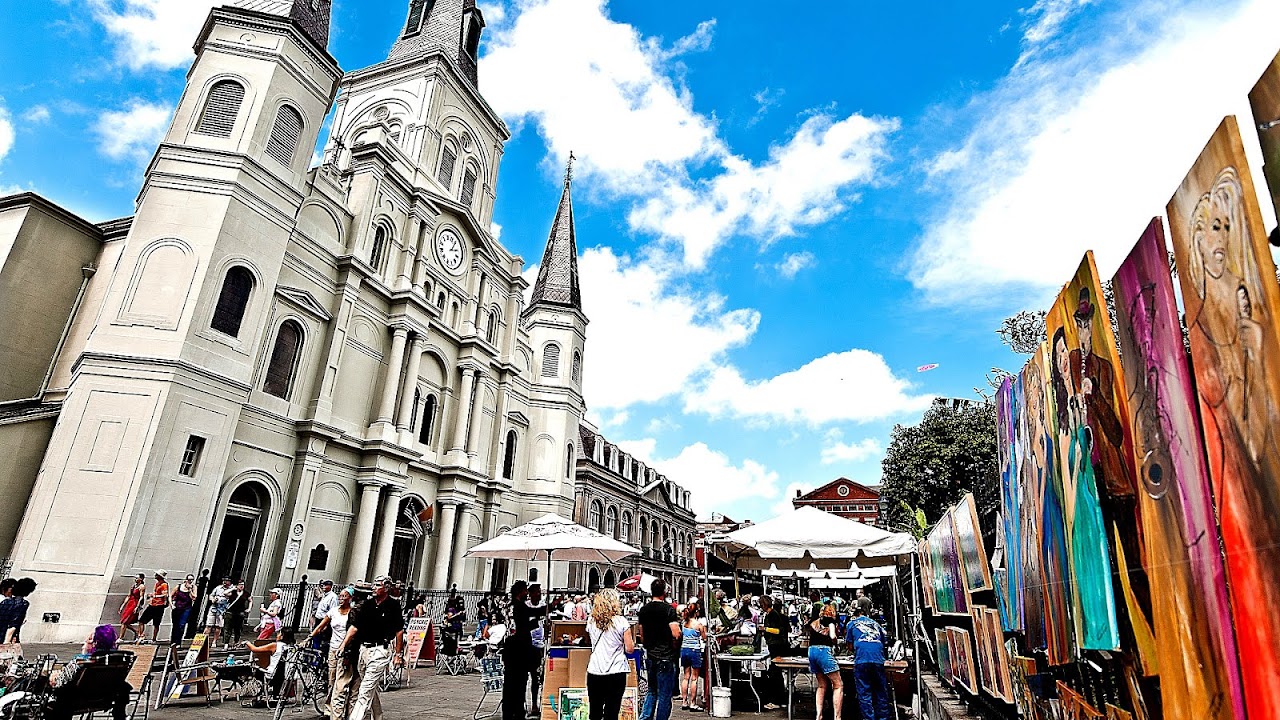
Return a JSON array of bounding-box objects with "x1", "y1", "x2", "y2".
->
[{"x1": 0, "y1": 0, "x2": 602, "y2": 641}]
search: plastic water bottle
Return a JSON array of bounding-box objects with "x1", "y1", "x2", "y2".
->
[{"x1": 226, "y1": 656, "x2": 235, "y2": 666}]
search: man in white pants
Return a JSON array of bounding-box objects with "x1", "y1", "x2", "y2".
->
[{"x1": 337, "y1": 576, "x2": 405, "y2": 720}]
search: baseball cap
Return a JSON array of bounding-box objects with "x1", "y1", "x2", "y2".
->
[
  {"x1": 269, "y1": 587, "x2": 282, "y2": 594},
  {"x1": 373, "y1": 575, "x2": 392, "y2": 585}
]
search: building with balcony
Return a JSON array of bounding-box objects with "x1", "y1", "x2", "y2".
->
[
  {"x1": 792, "y1": 478, "x2": 882, "y2": 526},
  {"x1": 569, "y1": 425, "x2": 698, "y2": 599}
]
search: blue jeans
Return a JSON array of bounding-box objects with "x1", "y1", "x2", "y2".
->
[
  {"x1": 853, "y1": 663, "x2": 891, "y2": 720},
  {"x1": 640, "y1": 658, "x2": 678, "y2": 720}
]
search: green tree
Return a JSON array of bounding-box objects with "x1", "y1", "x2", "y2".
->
[{"x1": 879, "y1": 399, "x2": 999, "y2": 534}]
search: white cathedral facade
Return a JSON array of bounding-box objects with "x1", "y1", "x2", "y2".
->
[{"x1": 0, "y1": 0, "x2": 694, "y2": 642}]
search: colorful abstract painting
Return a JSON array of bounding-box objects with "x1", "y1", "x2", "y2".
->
[
  {"x1": 1167, "y1": 116, "x2": 1280, "y2": 719},
  {"x1": 1019, "y1": 344, "x2": 1074, "y2": 664},
  {"x1": 997, "y1": 376, "x2": 1024, "y2": 631},
  {"x1": 971, "y1": 605, "x2": 996, "y2": 696},
  {"x1": 984, "y1": 607, "x2": 1014, "y2": 703},
  {"x1": 951, "y1": 493, "x2": 993, "y2": 597},
  {"x1": 1045, "y1": 253, "x2": 1128, "y2": 653},
  {"x1": 1112, "y1": 218, "x2": 1245, "y2": 719},
  {"x1": 918, "y1": 539, "x2": 935, "y2": 611},
  {"x1": 948, "y1": 627, "x2": 978, "y2": 694},
  {"x1": 928, "y1": 512, "x2": 968, "y2": 615},
  {"x1": 936, "y1": 628, "x2": 952, "y2": 684}
]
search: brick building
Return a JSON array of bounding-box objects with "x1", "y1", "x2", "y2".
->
[{"x1": 792, "y1": 478, "x2": 882, "y2": 526}]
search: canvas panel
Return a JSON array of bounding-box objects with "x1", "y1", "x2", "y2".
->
[
  {"x1": 951, "y1": 492, "x2": 993, "y2": 598},
  {"x1": 1167, "y1": 116, "x2": 1280, "y2": 719},
  {"x1": 997, "y1": 376, "x2": 1024, "y2": 631},
  {"x1": 1112, "y1": 217, "x2": 1245, "y2": 719}
]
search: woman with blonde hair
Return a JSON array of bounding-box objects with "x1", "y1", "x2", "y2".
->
[{"x1": 586, "y1": 589, "x2": 635, "y2": 720}]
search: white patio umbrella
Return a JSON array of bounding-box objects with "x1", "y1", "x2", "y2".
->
[{"x1": 466, "y1": 513, "x2": 641, "y2": 666}]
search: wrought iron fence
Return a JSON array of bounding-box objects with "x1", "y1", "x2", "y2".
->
[{"x1": 0, "y1": 558, "x2": 10, "y2": 582}]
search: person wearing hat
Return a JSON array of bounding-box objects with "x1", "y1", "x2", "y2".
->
[
  {"x1": 138, "y1": 571, "x2": 169, "y2": 644},
  {"x1": 338, "y1": 575, "x2": 404, "y2": 720},
  {"x1": 258, "y1": 588, "x2": 284, "y2": 641},
  {"x1": 203, "y1": 577, "x2": 234, "y2": 648},
  {"x1": 502, "y1": 580, "x2": 548, "y2": 720},
  {"x1": 313, "y1": 579, "x2": 338, "y2": 651}
]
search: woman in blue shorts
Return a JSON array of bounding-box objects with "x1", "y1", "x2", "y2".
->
[
  {"x1": 679, "y1": 601, "x2": 707, "y2": 711},
  {"x1": 807, "y1": 603, "x2": 843, "y2": 720}
]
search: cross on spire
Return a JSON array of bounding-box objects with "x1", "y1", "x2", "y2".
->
[{"x1": 564, "y1": 151, "x2": 576, "y2": 187}]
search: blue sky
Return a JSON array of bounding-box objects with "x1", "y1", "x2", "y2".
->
[{"x1": 2, "y1": 0, "x2": 1278, "y2": 523}]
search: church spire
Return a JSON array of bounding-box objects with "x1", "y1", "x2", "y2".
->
[
  {"x1": 389, "y1": 0, "x2": 485, "y2": 87},
  {"x1": 230, "y1": 0, "x2": 333, "y2": 49},
  {"x1": 530, "y1": 155, "x2": 582, "y2": 311}
]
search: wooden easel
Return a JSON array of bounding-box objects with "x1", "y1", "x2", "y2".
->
[{"x1": 159, "y1": 633, "x2": 215, "y2": 707}]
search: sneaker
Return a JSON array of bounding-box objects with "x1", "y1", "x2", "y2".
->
[
  {"x1": 689, "y1": 706, "x2": 705, "y2": 713},
  {"x1": 763, "y1": 703, "x2": 782, "y2": 711}
]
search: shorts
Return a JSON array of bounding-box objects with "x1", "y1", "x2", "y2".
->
[
  {"x1": 140, "y1": 604, "x2": 166, "y2": 628},
  {"x1": 205, "y1": 610, "x2": 224, "y2": 628},
  {"x1": 808, "y1": 645, "x2": 838, "y2": 675},
  {"x1": 680, "y1": 647, "x2": 703, "y2": 669}
]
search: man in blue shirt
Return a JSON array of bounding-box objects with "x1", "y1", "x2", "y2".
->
[{"x1": 845, "y1": 605, "x2": 891, "y2": 720}]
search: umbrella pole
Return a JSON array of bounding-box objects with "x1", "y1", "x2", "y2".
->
[{"x1": 911, "y1": 553, "x2": 920, "y2": 717}]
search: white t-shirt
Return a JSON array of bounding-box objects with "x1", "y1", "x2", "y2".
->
[
  {"x1": 587, "y1": 615, "x2": 631, "y2": 676},
  {"x1": 486, "y1": 622, "x2": 508, "y2": 647},
  {"x1": 326, "y1": 607, "x2": 351, "y2": 651},
  {"x1": 266, "y1": 642, "x2": 291, "y2": 678}
]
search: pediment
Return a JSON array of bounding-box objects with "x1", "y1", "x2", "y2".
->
[{"x1": 276, "y1": 286, "x2": 332, "y2": 321}]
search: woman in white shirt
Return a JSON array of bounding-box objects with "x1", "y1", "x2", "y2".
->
[
  {"x1": 483, "y1": 611, "x2": 508, "y2": 649},
  {"x1": 586, "y1": 589, "x2": 636, "y2": 720},
  {"x1": 307, "y1": 587, "x2": 354, "y2": 719}
]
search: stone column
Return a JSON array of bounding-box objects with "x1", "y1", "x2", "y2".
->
[
  {"x1": 396, "y1": 215, "x2": 421, "y2": 291},
  {"x1": 449, "y1": 503, "x2": 470, "y2": 588},
  {"x1": 412, "y1": 223, "x2": 432, "y2": 292},
  {"x1": 502, "y1": 289, "x2": 520, "y2": 360},
  {"x1": 431, "y1": 501, "x2": 459, "y2": 588},
  {"x1": 347, "y1": 482, "x2": 383, "y2": 583},
  {"x1": 466, "y1": 374, "x2": 486, "y2": 456},
  {"x1": 450, "y1": 368, "x2": 477, "y2": 452},
  {"x1": 395, "y1": 335, "x2": 425, "y2": 434},
  {"x1": 487, "y1": 382, "x2": 512, "y2": 478},
  {"x1": 372, "y1": 486, "x2": 404, "y2": 578},
  {"x1": 372, "y1": 326, "x2": 408, "y2": 427}
]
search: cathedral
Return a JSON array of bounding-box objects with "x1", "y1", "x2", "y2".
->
[{"x1": 0, "y1": 0, "x2": 695, "y2": 642}]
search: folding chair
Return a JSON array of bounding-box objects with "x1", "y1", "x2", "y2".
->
[
  {"x1": 473, "y1": 655, "x2": 504, "y2": 720},
  {"x1": 123, "y1": 643, "x2": 158, "y2": 720}
]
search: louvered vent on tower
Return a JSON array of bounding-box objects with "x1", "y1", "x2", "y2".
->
[
  {"x1": 195, "y1": 81, "x2": 246, "y2": 138},
  {"x1": 266, "y1": 106, "x2": 304, "y2": 164}
]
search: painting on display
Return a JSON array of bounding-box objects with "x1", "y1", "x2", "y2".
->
[
  {"x1": 1167, "y1": 115, "x2": 1280, "y2": 719},
  {"x1": 559, "y1": 689, "x2": 589, "y2": 720},
  {"x1": 1112, "y1": 218, "x2": 1246, "y2": 719},
  {"x1": 929, "y1": 513, "x2": 968, "y2": 614},
  {"x1": 997, "y1": 376, "x2": 1024, "y2": 631},
  {"x1": 918, "y1": 539, "x2": 935, "y2": 611},
  {"x1": 1010, "y1": 655, "x2": 1039, "y2": 720},
  {"x1": 951, "y1": 493, "x2": 993, "y2": 597},
  {"x1": 984, "y1": 607, "x2": 1015, "y2": 703},
  {"x1": 948, "y1": 627, "x2": 978, "y2": 694},
  {"x1": 1019, "y1": 344, "x2": 1074, "y2": 665},
  {"x1": 970, "y1": 605, "x2": 996, "y2": 696},
  {"x1": 1045, "y1": 253, "x2": 1130, "y2": 654},
  {"x1": 1248, "y1": 50, "x2": 1280, "y2": 221},
  {"x1": 1058, "y1": 681, "x2": 1104, "y2": 720},
  {"x1": 936, "y1": 629, "x2": 953, "y2": 685}
]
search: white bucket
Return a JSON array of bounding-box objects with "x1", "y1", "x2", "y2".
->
[{"x1": 711, "y1": 686, "x2": 732, "y2": 718}]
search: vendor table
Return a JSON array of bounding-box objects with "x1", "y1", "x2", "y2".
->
[
  {"x1": 715, "y1": 651, "x2": 769, "y2": 713},
  {"x1": 772, "y1": 656, "x2": 856, "y2": 720}
]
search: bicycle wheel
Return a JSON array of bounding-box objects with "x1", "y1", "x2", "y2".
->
[{"x1": 309, "y1": 673, "x2": 327, "y2": 716}]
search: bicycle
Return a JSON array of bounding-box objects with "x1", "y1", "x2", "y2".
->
[{"x1": 270, "y1": 647, "x2": 330, "y2": 720}]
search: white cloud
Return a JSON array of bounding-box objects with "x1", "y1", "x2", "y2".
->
[
  {"x1": 21, "y1": 106, "x2": 50, "y2": 125},
  {"x1": 0, "y1": 103, "x2": 13, "y2": 164},
  {"x1": 622, "y1": 439, "x2": 780, "y2": 518},
  {"x1": 684, "y1": 349, "x2": 935, "y2": 426},
  {"x1": 776, "y1": 251, "x2": 815, "y2": 279},
  {"x1": 484, "y1": 0, "x2": 897, "y2": 268},
  {"x1": 820, "y1": 436, "x2": 883, "y2": 465},
  {"x1": 773, "y1": 482, "x2": 807, "y2": 516},
  {"x1": 913, "y1": 0, "x2": 1280, "y2": 305},
  {"x1": 658, "y1": 19, "x2": 716, "y2": 59},
  {"x1": 87, "y1": 0, "x2": 220, "y2": 71},
  {"x1": 1019, "y1": 0, "x2": 1093, "y2": 46},
  {"x1": 95, "y1": 100, "x2": 171, "y2": 162},
  {"x1": 578, "y1": 247, "x2": 759, "y2": 410}
]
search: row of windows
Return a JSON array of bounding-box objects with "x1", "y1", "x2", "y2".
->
[
  {"x1": 587, "y1": 500, "x2": 694, "y2": 557},
  {"x1": 541, "y1": 342, "x2": 582, "y2": 384},
  {"x1": 823, "y1": 504, "x2": 878, "y2": 513},
  {"x1": 437, "y1": 139, "x2": 482, "y2": 211},
  {"x1": 195, "y1": 79, "x2": 305, "y2": 167},
  {"x1": 211, "y1": 267, "x2": 304, "y2": 400}
]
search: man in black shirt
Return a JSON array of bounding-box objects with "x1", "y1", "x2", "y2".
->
[
  {"x1": 338, "y1": 575, "x2": 404, "y2": 720},
  {"x1": 636, "y1": 579, "x2": 681, "y2": 720},
  {"x1": 503, "y1": 581, "x2": 548, "y2": 720},
  {"x1": 759, "y1": 595, "x2": 791, "y2": 710}
]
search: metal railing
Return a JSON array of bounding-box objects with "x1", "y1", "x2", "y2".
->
[{"x1": 0, "y1": 558, "x2": 11, "y2": 582}]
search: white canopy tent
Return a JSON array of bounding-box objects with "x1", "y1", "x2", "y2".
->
[{"x1": 721, "y1": 506, "x2": 915, "y2": 570}]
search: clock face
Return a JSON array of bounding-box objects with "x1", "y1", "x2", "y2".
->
[{"x1": 436, "y1": 230, "x2": 465, "y2": 273}]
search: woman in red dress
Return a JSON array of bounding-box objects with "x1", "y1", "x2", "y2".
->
[{"x1": 119, "y1": 573, "x2": 145, "y2": 643}]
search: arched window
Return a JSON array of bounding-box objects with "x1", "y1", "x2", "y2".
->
[
  {"x1": 211, "y1": 266, "x2": 253, "y2": 337},
  {"x1": 436, "y1": 291, "x2": 446, "y2": 309},
  {"x1": 541, "y1": 343, "x2": 560, "y2": 378},
  {"x1": 437, "y1": 141, "x2": 457, "y2": 188},
  {"x1": 571, "y1": 351, "x2": 582, "y2": 384},
  {"x1": 263, "y1": 320, "x2": 303, "y2": 399},
  {"x1": 409, "y1": 388, "x2": 420, "y2": 432},
  {"x1": 464, "y1": 17, "x2": 482, "y2": 60},
  {"x1": 485, "y1": 308, "x2": 499, "y2": 345},
  {"x1": 589, "y1": 500, "x2": 603, "y2": 533},
  {"x1": 419, "y1": 394, "x2": 437, "y2": 445},
  {"x1": 195, "y1": 80, "x2": 245, "y2": 138},
  {"x1": 460, "y1": 166, "x2": 478, "y2": 207},
  {"x1": 266, "y1": 105, "x2": 304, "y2": 165},
  {"x1": 606, "y1": 506, "x2": 618, "y2": 538},
  {"x1": 369, "y1": 225, "x2": 389, "y2": 271},
  {"x1": 640, "y1": 520, "x2": 649, "y2": 549},
  {"x1": 621, "y1": 512, "x2": 632, "y2": 543},
  {"x1": 404, "y1": 0, "x2": 433, "y2": 35},
  {"x1": 502, "y1": 429, "x2": 518, "y2": 480},
  {"x1": 450, "y1": 302, "x2": 461, "y2": 327},
  {"x1": 566, "y1": 443, "x2": 574, "y2": 479}
]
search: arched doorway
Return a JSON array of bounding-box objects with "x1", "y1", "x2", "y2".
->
[
  {"x1": 210, "y1": 482, "x2": 269, "y2": 584},
  {"x1": 390, "y1": 496, "x2": 427, "y2": 584},
  {"x1": 588, "y1": 566, "x2": 601, "y2": 593},
  {"x1": 604, "y1": 569, "x2": 616, "y2": 589}
]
